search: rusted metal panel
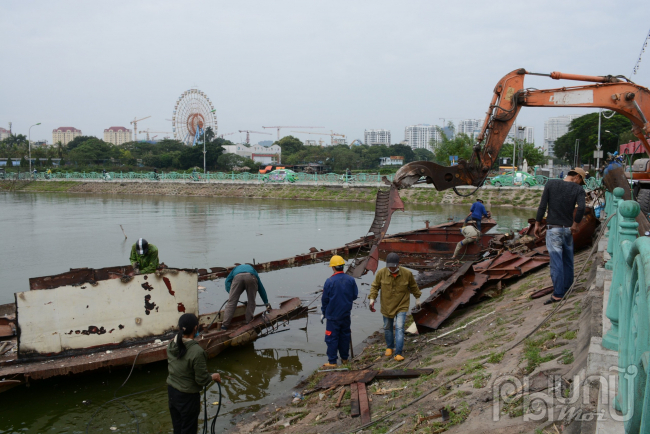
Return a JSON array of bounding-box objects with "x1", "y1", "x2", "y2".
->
[
  {"x1": 375, "y1": 369, "x2": 434, "y2": 379},
  {"x1": 16, "y1": 269, "x2": 198, "y2": 357},
  {"x1": 473, "y1": 251, "x2": 549, "y2": 281},
  {"x1": 519, "y1": 207, "x2": 600, "y2": 250},
  {"x1": 411, "y1": 262, "x2": 489, "y2": 333}
]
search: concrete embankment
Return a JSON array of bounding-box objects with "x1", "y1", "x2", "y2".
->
[{"x1": 0, "y1": 180, "x2": 544, "y2": 208}]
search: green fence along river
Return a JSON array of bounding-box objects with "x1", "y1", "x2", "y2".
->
[{"x1": 0, "y1": 192, "x2": 533, "y2": 433}]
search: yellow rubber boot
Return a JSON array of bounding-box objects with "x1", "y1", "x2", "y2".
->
[
  {"x1": 394, "y1": 354, "x2": 405, "y2": 361},
  {"x1": 321, "y1": 363, "x2": 338, "y2": 369},
  {"x1": 385, "y1": 349, "x2": 393, "y2": 357}
]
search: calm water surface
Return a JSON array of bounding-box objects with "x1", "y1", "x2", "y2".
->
[{"x1": 0, "y1": 192, "x2": 532, "y2": 433}]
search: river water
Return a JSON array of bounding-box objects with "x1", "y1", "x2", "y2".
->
[{"x1": 0, "y1": 192, "x2": 532, "y2": 433}]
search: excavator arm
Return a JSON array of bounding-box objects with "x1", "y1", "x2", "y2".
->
[{"x1": 394, "y1": 68, "x2": 650, "y2": 191}]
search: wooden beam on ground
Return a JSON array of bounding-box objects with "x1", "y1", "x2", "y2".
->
[
  {"x1": 336, "y1": 387, "x2": 346, "y2": 408},
  {"x1": 357, "y1": 382, "x2": 371, "y2": 424},
  {"x1": 375, "y1": 369, "x2": 434, "y2": 379},
  {"x1": 350, "y1": 383, "x2": 360, "y2": 417}
]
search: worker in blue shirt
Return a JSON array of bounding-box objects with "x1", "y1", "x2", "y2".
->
[
  {"x1": 222, "y1": 264, "x2": 271, "y2": 331},
  {"x1": 321, "y1": 255, "x2": 358, "y2": 368},
  {"x1": 464, "y1": 198, "x2": 490, "y2": 232}
]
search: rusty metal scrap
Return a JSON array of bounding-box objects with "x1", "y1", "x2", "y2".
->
[
  {"x1": 472, "y1": 250, "x2": 549, "y2": 281},
  {"x1": 346, "y1": 185, "x2": 405, "y2": 278},
  {"x1": 411, "y1": 262, "x2": 489, "y2": 333},
  {"x1": 316, "y1": 368, "x2": 435, "y2": 389}
]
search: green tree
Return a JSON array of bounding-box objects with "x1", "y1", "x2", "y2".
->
[
  {"x1": 217, "y1": 153, "x2": 258, "y2": 170},
  {"x1": 68, "y1": 138, "x2": 119, "y2": 164},
  {"x1": 497, "y1": 141, "x2": 546, "y2": 168},
  {"x1": 387, "y1": 144, "x2": 416, "y2": 163},
  {"x1": 275, "y1": 136, "x2": 304, "y2": 156},
  {"x1": 179, "y1": 141, "x2": 223, "y2": 170},
  {"x1": 414, "y1": 147, "x2": 435, "y2": 161},
  {"x1": 66, "y1": 136, "x2": 97, "y2": 151},
  {"x1": 5, "y1": 157, "x2": 11, "y2": 168},
  {"x1": 46, "y1": 157, "x2": 53, "y2": 167},
  {"x1": 433, "y1": 131, "x2": 474, "y2": 164},
  {"x1": 553, "y1": 112, "x2": 632, "y2": 164},
  {"x1": 20, "y1": 156, "x2": 27, "y2": 167}
]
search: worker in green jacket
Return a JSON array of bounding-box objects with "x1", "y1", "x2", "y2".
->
[
  {"x1": 167, "y1": 313, "x2": 221, "y2": 434},
  {"x1": 369, "y1": 253, "x2": 421, "y2": 362},
  {"x1": 129, "y1": 238, "x2": 159, "y2": 274}
]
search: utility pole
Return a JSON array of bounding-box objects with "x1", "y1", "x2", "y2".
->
[
  {"x1": 574, "y1": 139, "x2": 580, "y2": 168},
  {"x1": 28, "y1": 123, "x2": 41, "y2": 175}
]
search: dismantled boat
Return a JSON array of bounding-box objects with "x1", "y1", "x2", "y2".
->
[{"x1": 0, "y1": 265, "x2": 307, "y2": 393}]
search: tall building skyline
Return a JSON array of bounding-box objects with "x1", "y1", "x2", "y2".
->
[
  {"x1": 456, "y1": 119, "x2": 483, "y2": 138},
  {"x1": 544, "y1": 114, "x2": 581, "y2": 157},
  {"x1": 0, "y1": 127, "x2": 10, "y2": 141},
  {"x1": 103, "y1": 126, "x2": 132, "y2": 145},
  {"x1": 364, "y1": 129, "x2": 391, "y2": 146},
  {"x1": 404, "y1": 124, "x2": 440, "y2": 151},
  {"x1": 52, "y1": 127, "x2": 82, "y2": 146},
  {"x1": 506, "y1": 125, "x2": 535, "y2": 144}
]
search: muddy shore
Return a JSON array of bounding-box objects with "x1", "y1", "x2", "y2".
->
[
  {"x1": 228, "y1": 248, "x2": 599, "y2": 434},
  {"x1": 0, "y1": 180, "x2": 544, "y2": 209}
]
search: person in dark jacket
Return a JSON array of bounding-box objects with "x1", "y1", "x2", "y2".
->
[
  {"x1": 321, "y1": 255, "x2": 358, "y2": 368},
  {"x1": 464, "y1": 199, "x2": 490, "y2": 232},
  {"x1": 222, "y1": 264, "x2": 271, "y2": 331},
  {"x1": 167, "y1": 313, "x2": 221, "y2": 434},
  {"x1": 535, "y1": 167, "x2": 586, "y2": 305}
]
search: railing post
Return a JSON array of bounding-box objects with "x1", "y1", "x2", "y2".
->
[
  {"x1": 603, "y1": 196, "x2": 638, "y2": 351},
  {"x1": 606, "y1": 188, "x2": 625, "y2": 270}
]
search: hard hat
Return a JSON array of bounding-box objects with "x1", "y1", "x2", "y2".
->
[
  {"x1": 386, "y1": 253, "x2": 400, "y2": 268},
  {"x1": 329, "y1": 255, "x2": 345, "y2": 267},
  {"x1": 137, "y1": 238, "x2": 149, "y2": 255}
]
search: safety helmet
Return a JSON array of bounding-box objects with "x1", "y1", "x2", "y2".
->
[
  {"x1": 329, "y1": 255, "x2": 345, "y2": 267},
  {"x1": 137, "y1": 238, "x2": 149, "y2": 255}
]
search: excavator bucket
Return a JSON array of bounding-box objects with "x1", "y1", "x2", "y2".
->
[{"x1": 393, "y1": 161, "x2": 481, "y2": 191}]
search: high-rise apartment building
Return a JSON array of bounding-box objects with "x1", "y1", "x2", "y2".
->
[
  {"x1": 506, "y1": 125, "x2": 535, "y2": 144},
  {"x1": 456, "y1": 119, "x2": 483, "y2": 138},
  {"x1": 364, "y1": 129, "x2": 391, "y2": 146},
  {"x1": 544, "y1": 115, "x2": 581, "y2": 156},
  {"x1": 52, "y1": 127, "x2": 82, "y2": 145},
  {"x1": 0, "y1": 127, "x2": 10, "y2": 141},
  {"x1": 404, "y1": 124, "x2": 440, "y2": 151},
  {"x1": 103, "y1": 126, "x2": 132, "y2": 145}
]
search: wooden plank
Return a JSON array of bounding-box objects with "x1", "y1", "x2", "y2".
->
[
  {"x1": 357, "y1": 382, "x2": 371, "y2": 424},
  {"x1": 350, "y1": 383, "x2": 360, "y2": 417},
  {"x1": 375, "y1": 369, "x2": 434, "y2": 379},
  {"x1": 335, "y1": 387, "x2": 346, "y2": 408}
]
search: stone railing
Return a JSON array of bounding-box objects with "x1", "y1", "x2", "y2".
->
[{"x1": 602, "y1": 186, "x2": 650, "y2": 432}]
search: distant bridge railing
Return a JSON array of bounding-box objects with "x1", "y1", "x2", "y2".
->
[
  {"x1": 1, "y1": 171, "x2": 602, "y2": 190},
  {"x1": 601, "y1": 187, "x2": 650, "y2": 432}
]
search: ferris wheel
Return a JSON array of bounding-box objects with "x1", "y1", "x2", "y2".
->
[{"x1": 172, "y1": 88, "x2": 218, "y2": 146}]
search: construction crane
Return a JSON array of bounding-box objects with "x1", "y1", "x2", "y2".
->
[
  {"x1": 239, "y1": 130, "x2": 272, "y2": 144},
  {"x1": 130, "y1": 116, "x2": 151, "y2": 141},
  {"x1": 262, "y1": 126, "x2": 324, "y2": 140},
  {"x1": 139, "y1": 130, "x2": 173, "y2": 141},
  {"x1": 291, "y1": 130, "x2": 346, "y2": 146}
]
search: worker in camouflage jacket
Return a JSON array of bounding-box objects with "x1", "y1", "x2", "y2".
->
[{"x1": 130, "y1": 238, "x2": 159, "y2": 274}]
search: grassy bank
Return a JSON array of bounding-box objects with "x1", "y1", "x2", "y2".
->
[{"x1": 0, "y1": 180, "x2": 544, "y2": 208}]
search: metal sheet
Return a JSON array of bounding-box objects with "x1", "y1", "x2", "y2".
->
[
  {"x1": 316, "y1": 370, "x2": 378, "y2": 389},
  {"x1": 16, "y1": 270, "x2": 198, "y2": 357},
  {"x1": 412, "y1": 262, "x2": 489, "y2": 333}
]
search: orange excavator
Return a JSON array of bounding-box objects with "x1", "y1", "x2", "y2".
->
[{"x1": 393, "y1": 69, "x2": 650, "y2": 208}]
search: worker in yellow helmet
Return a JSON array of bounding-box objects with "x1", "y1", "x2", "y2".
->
[{"x1": 320, "y1": 255, "x2": 358, "y2": 369}]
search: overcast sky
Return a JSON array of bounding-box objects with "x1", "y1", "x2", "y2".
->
[{"x1": 1, "y1": 1, "x2": 649, "y2": 147}]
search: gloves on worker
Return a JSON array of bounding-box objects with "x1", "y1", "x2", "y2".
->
[
  {"x1": 369, "y1": 299, "x2": 375, "y2": 312},
  {"x1": 415, "y1": 298, "x2": 421, "y2": 308},
  {"x1": 320, "y1": 314, "x2": 325, "y2": 324},
  {"x1": 265, "y1": 303, "x2": 272, "y2": 312}
]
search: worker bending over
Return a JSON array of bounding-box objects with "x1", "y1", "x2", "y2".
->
[
  {"x1": 452, "y1": 223, "x2": 480, "y2": 259},
  {"x1": 464, "y1": 198, "x2": 490, "y2": 233},
  {"x1": 222, "y1": 264, "x2": 271, "y2": 331},
  {"x1": 369, "y1": 253, "x2": 421, "y2": 361},
  {"x1": 320, "y1": 255, "x2": 358, "y2": 368},
  {"x1": 130, "y1": 238, "x2": 159, "y2": 274}
]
